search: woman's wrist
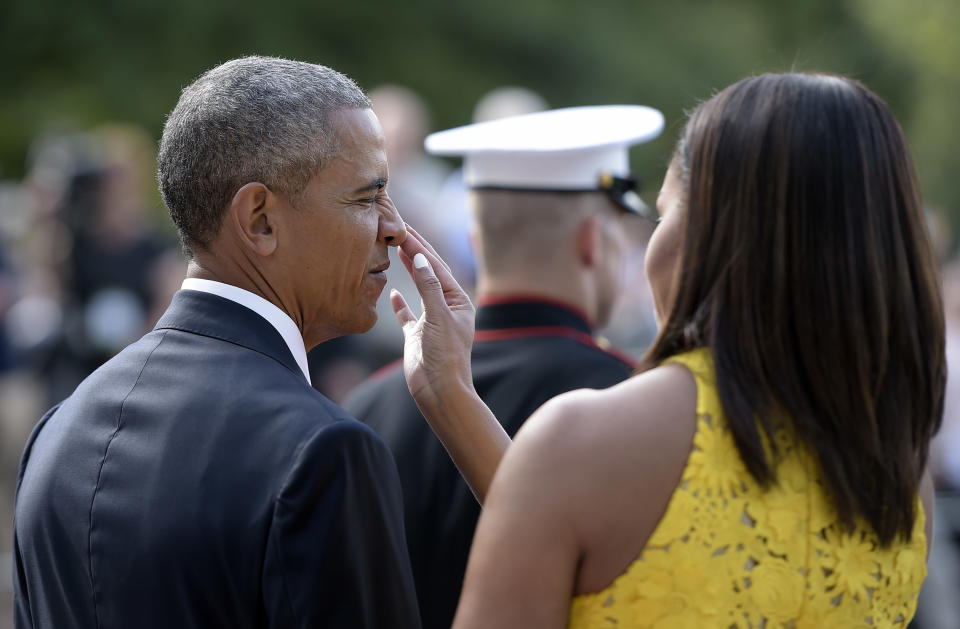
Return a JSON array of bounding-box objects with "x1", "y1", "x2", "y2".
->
[
  {"x1": 416, "y1": 373, "x2": 475, "y2": 411},
  {"x1": 414, "y1": 381, "x2": 509, "y2": 503}
]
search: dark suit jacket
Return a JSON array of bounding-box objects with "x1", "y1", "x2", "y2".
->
[
  {"x1": 344, "y1": 296, "x2": 635, "y2": 629},
  {"x1": 14, "y1": 289, "x2": 420, "y2": 629}
]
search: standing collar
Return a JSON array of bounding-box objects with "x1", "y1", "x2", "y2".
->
[
  {"x1": 179, "y1": 278, "x2": 311, "y2": 384},
  {"x1": 473, "y1": 293, "x2": 637, "y2": 368},
  {"x1": 475, "y1": 294, "x2": 594, "y2": 334}
]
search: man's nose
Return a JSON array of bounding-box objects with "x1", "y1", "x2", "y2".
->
[{"x1": 380, "y1": 196, "x2": 407, "y2": 246}]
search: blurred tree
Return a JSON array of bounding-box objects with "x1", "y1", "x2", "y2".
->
[
  {"x1": 847, "y1": 0, "x2": 960, "y2": 226},
  {"x1": 0, "y1": 0, "x2": 955, "y2": 225}
]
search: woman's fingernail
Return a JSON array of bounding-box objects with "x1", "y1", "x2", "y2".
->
[{"x1": 413, "y1": 253, "x2": 429, "y2": 269}]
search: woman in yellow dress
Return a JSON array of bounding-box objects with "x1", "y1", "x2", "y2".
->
[{"x1": 391, "y1": 72, "x2": 944, "y2": 627}]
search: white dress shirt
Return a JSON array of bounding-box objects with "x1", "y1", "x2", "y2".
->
[{"x1": 180, "y1": 278, "x2": 311, "y2": 385}]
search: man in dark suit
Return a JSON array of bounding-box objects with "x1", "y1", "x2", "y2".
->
[
  {"x1": 13, "y1": 56, "x2": 420, "y2": 628},
  {"x1": 344, "y1": 106, "x2": 663, "y2": 629}
]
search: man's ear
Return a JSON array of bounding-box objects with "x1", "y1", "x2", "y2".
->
[
  {"x1": 576, "y1": 215, "x2": 600, "y2": 268},
  {"x1": 228, "y1": 182, "x2": 278, "y2": 256}
]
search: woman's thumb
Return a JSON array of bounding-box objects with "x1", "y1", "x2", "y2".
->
[{"x1": 390, "y1": 288, "x2": 417, "y2": 328}]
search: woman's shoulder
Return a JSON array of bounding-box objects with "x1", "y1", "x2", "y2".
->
[
  {"x1": 500, "y1": 361, "x2": 701, "y2": 592},
  {"x1": 518, "y1": 359, "x2": 699, "y2": 456}
]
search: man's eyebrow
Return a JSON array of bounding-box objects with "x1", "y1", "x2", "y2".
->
[{"x1": 352, "y1": 177, "x2": 387, "y2": 195}]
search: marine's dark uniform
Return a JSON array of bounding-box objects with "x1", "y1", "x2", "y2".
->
[{"x1": 343, "y1": 295, "x2": 636, "y2": 629}]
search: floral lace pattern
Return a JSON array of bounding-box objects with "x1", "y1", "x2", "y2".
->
[{"x1": 568, "y1": 349, "x2": 927, "y2": 629}]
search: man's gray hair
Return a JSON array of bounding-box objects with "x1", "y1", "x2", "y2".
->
[{"x1": 157, "y1": 56, "x2": 371, "y2": 256}]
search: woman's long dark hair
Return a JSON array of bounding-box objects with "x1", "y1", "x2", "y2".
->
[{"x1": 644, "y1": 73, "x2": 945, "y2": 545}]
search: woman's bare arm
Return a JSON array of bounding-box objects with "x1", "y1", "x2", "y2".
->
[
  {"x1": 392, "y1": 226, "x2": 510, "y2": 502},
  {"x1": 450, "y1": 395, "x2": 587, "y2": 629},
  {"x1": 451, "y1": 365, "x2": 697, "y2": 628}
]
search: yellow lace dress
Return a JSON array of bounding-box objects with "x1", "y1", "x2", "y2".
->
[{"x1": 568, "y1": 348, "x2": 927, "y2": 628}]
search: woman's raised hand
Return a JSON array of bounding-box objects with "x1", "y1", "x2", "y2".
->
[
  {"x1": 391, "y1": 225, "x2": 477, "y2": 414},
  {"x1": 392, "y1": 225, "x2": 509, "y2": 502}
]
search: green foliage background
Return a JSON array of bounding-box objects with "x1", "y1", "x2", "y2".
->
[{"x1": 1, "y1": 0, "x2": 958, "y2": 226}]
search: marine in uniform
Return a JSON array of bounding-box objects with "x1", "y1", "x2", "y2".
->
[{"x1": 343, "y1": 105, "x2": 664, "y2": 629}]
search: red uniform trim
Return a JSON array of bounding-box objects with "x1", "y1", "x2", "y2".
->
[{"x1": 367, "y1": 357, "x2": 403, "y2": 382}]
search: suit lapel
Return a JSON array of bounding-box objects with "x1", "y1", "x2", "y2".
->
[{"x1": 155, "y1": 290, "x2": 306, "y2": 382}]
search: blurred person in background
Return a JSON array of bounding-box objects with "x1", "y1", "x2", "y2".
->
[
  {"x1": 433, "y1": 86, "x2": 549, "y2": 287},
  {"x1": 50, "y1": 162, "x2": 169, "y2": 397},
  {"x1": 913, "y1": 255, "x2": 960, "y2": 629},
  {"x1": 14, "y1": 56, "x2": 419, "y2": 628},
  {"x1": 931, "y1": 256, "x2": 960, "y2": 491},
  {"x1": 64, "y1": 125, "x2": 179, "y2": 357},
  {"x1": 3, "y1": 133, "x2": 92, "y2": 382},
  {"x1": 4, "y1": 126, "x2": 181, "y2": 406},
  {"x1": 389, "y1": 72, "x2": 943, "y2": 627},
  {"x1": 345, "y1": 104, "x2": 663, "y2": 629}
]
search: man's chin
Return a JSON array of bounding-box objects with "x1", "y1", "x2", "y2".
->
[
  {"x1": 348, "y1": 308, "x2": 379, "y2": 335},
  {"x1": 308, "y1": 310, "x2": 378, "y2": 346},
  {"x1": 354, "y1": 318, "x2": 377, "y2": 334}
]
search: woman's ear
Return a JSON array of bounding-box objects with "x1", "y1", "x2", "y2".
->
[
  {"x1": 576, "y1": 215, "x2": 600, "y2": 268},
  {"x1": 228, "y1": 182, "x2": 277, "y2": 256}
]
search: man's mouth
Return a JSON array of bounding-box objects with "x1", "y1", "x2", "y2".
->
[{"x1": 368, "y1": 262, "x2": 390, "y2": 280}]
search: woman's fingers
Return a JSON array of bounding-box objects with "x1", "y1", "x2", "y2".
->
[
  {"x1": 398, "y1": 229, "x2": 460, "y2": 295},
  {"x1": 409, "y1": 253, "x2": 448, "y2": 319}
]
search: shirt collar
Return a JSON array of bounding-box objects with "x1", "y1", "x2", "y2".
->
[{"x1": 180, "y1": 278, "x2": 311, "y2": 385}]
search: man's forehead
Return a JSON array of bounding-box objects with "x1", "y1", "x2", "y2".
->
[
  {"x1": 330, "y1": 107, "x2": 385, "y2": 144},
  {"x1": 323, "y1": 110, "x2": 389, "y2": 191},
  {"x1": 329, "y1": 151, "x2": 387, "y2": 185}
]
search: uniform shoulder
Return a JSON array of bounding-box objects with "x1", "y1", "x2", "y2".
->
[
  {"x1": 476, "y1": 335, "x2": 633, "y2": 388},
  {"x1": 535, "y1": 337, "x2": 635, "y2": 388}
]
